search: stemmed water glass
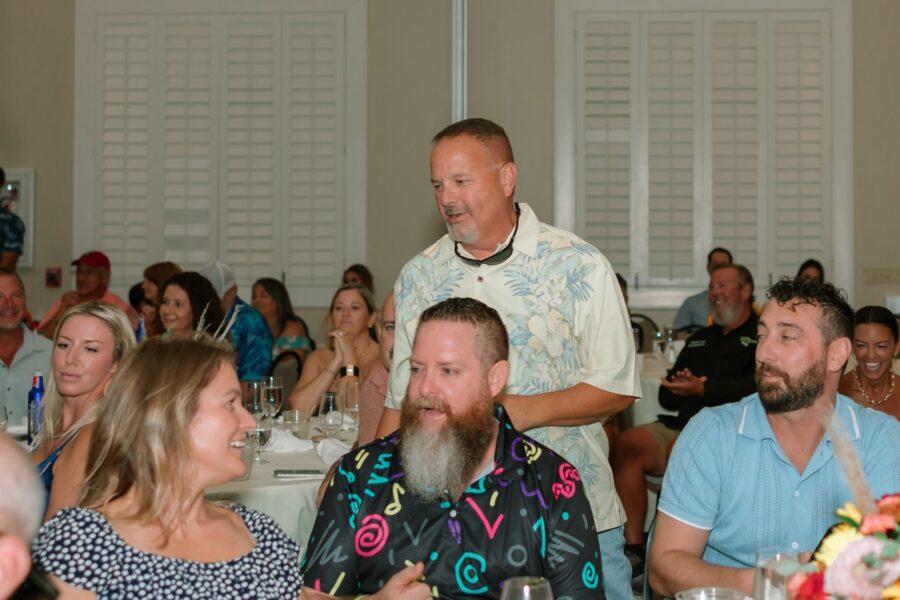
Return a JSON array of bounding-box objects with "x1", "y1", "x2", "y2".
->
[
  {"x1": 264, "y1": 375, "x2": 283, "y2": 417},
  {"x1": 319, "y1": 391, "x2": 343, "y2": 439},
  {"x1": 244, "y1": 380, "x2": 271, "y2": 463}
]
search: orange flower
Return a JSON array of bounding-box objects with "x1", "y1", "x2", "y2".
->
[{"x1": 877, "y1": 493, "x2": 900, "y2": 521}]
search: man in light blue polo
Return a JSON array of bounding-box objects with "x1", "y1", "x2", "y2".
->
[
  {"x1": 0, "y1": 270, "x2": 51, "y2": 427},
  {"x1": 649, "y1": 277, "x2": 900, "y2": 597}
]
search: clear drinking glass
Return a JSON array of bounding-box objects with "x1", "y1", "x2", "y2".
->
[
  {"x1": 246, "y1": 410, "x2": 271, "y2": 464},
  {"x1": 243, "y1": 380, "x2": 270, "y2": 463},
  {"x1": 340, "y1": 377, "x2": 359, "y2": 431},
  {"x1": 499, "y1": 576, "x2": 554, "y2": 600},
  {"x1": 244, "y1": 380, "x2": 267, "y2": 414},
  {"x1": 319, "y1": 392, "x2": 343, "y2": 438},
  {"x1": 0, "y1": 404, "x2": 7, "y2": 432},
  {"x1": 264, "y1": 375, "x2": 283, "y2": 416},
  {"x1": 754, "y1": 547, "x2": 801, "y2": 600}
]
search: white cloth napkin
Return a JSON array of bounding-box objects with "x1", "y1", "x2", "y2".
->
[
  {"x1": 341, "y1": 414, "x2": 357, "y2": 431},
  {"x1": 265, "y1": 429, "x2": 314, "y2": 453},
  {"x1": 317, "y1": 438, "x2": 352, "y2": 465}
]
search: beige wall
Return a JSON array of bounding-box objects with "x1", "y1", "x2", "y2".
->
[
  {"x1": 852, "y1": 0, "x2": 900, "y2": 308},
  {"x1": 0, "y1": 0, "x2": 74, "y2": 314},
  {"x1": 0, "y1": 1, "x2": 897, "y2": 330}
]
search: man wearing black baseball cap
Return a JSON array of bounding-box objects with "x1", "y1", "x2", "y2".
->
[{"x1": 37, "y1": 251, "x2": 138, "y2": 338}]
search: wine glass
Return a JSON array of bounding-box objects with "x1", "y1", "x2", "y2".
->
[
  {"x1": 246, "y1": 409, "x2": 272, "y2": 464},
  {"x1": 319, "y1": 391, "x2": 343, "y2": 439},
  {"x1": 340, "y1": 377, "x2": 359, "y2": 432},
  {"x1": 244, "y1": 380, "x2": 267, "y2": 414},
  {"x1": 243, "y1": 380, "x2": 270, "y2": 463},
  {"x1": 264, "y1": 375, "x2": 283, "y2": 417},
  {"x1": 500, "y1": 576, "x2": 554, "y2": 600}
]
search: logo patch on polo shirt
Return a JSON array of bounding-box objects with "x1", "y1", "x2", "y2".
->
[{"x1": 739, "y1": 336, "x2": 757, "y2": 347}]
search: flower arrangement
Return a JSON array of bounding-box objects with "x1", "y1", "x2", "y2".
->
[{"x1": 788, "y1": 493, "x2": 900, "y2": 600}]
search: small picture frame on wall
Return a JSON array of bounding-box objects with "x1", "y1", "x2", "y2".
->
[{"x1": 1, "y1": 168, "x2": 35, "y2": 268}]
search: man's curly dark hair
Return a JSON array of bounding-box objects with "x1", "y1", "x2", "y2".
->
[{"x1": 765, "y1": 276, "x2": 853, "y2": 344}]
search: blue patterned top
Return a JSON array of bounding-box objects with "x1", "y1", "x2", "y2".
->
[{"x1": 229, "y1": 297, "x2": 273, "y2": 381}]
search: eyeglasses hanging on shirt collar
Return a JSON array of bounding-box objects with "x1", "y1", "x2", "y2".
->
[{"x1": 454, "y1": 203, "x2": 521, "y2": 267}]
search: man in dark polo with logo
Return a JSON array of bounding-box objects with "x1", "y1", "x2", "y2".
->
[{"x1": 613, "y1": 263, "x2": 758, "y2": 574}]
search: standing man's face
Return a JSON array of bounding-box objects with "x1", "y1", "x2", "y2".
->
[{"x1": 429, "y1": 135, "x2": 516, "y2": 248}]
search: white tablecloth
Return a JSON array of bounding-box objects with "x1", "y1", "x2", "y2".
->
[
  {"x1": 205, "y1": 423, "x2": 356, "y2": 551},
  {"x1": 206, "y1": 449, "x2": 328, "y2": 551},
  {"x1": 620, "y1": 353, "x2": 678, "y2": 430}
]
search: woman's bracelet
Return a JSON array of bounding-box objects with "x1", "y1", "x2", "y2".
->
[{"x1": 339, "y1": 365, "x2": 360, "y2": 377}]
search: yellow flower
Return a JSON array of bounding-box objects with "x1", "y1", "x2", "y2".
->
[
  {"x1": 836, "y1": 503, "x2": 863, "y2": 526},
  {"x1": 882, "y1": 581, "x2": 900, "y2": 599},
  {"x1": 814, "y1": 524, "x2": 863, "y2": 567}
]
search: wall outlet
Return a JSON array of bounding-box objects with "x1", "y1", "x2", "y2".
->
[{"x1": 864, "y1": 268, "x2": 900, "y2": 285}]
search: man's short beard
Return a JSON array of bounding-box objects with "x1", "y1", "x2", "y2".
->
[
  {"x1": 756, "y1": 356, "x2": 826, "y2": 414},
  {"x1": 399, "y1": 392, "x2": 495, "y2": 502},
  {"x1": 713, "y1": 302, "x2": 743, "y2": 328}
]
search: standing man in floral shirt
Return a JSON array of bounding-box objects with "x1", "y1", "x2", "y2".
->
[{"x1": 375, "y1": 118, "x2": 641, "y2": 599}]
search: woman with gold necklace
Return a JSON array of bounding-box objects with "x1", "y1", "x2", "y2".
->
[
  {"x1": 288, "y1": 284, "x2": 382, "y2": 432},
  {"x1": 839, "y1": 305, "x2": 900, "y2": 420}
]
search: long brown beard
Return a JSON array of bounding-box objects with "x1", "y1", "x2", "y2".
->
[{"x1": 399, "y1": 390, "x2": 495, "y2": 502}]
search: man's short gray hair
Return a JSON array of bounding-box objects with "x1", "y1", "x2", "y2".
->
[{"x1": 0, "y1": 433, "x2": 44, "y2": 541}]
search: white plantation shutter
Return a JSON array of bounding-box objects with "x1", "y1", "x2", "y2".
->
[
  {"x1": 221, "y1": 18, "x2": 279, "y2": 285},
  {"x1": 75, "y1": 1, "x2": 365, "y2": 305},
  {"x1": 162, "y1": 21, "x2": 215, "y2": 267},
  {"x1": 579, "y1": 19, "x2": 632, "y2": 272},
  {"x1": 646, "y1": 20, "x2": 697, "y2": 283},
  {"x1": 770, "y1": 17, "x2": 830, "y2": 281},
  {"x1": 97, "y1": 20, "x2": 152, "y2": 285},
  {"x1": 710, "y1": 19, "x2": 761, "y2": 277},
  {"x1": 558, "y1": 1, "x2": 848, "y2": 299},
  {"x1": 285, "y1": 16, "x2": 344, "y2": 285}
]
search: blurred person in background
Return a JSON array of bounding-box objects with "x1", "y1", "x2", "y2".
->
[
  {"x1": 140, "y1": 262, "x2": 182, "y2": 337},
  {"x1": 0, "y1": 168, "x2": 25, "y2": 272},
  {"x1": 0, "y1": 269, "x2": 51, "y2": 428},
  {"x1": 251, "y1": 277, "x2": 314, "y2": 358},
  {"x1": 796, "y1": 258, "x2": 825, "y2": 283},
  {"x1": 839, "y1": 305, "x2": 899, "y2": 419},
  {"x1": 32, "y1": 301, "x2": 135, "y2": 521},
  {"x1": 341, "y1": 263, "x2": 374, "y2": 293},
  {"x1": 199, "y1": 261, "x2": 272, "y2": 382},
  {"x1": 673, "y1": 247, "x2": 733, "y2": 329},
  {"x1": 288, "y1": 285, "x2": 380, "y2": 422},
  {"x1": 156, "y1": 272, "x2": 225, "y2": 338},
  {"x1": 38, "y1": 252, "x2": 138, "y2": 338}
]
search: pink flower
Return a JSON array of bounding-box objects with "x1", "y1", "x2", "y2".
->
[
  {"x1": 824, "y1": 537, "x2": 900, "y2": 600},
  {"x1": 860, "y1": 512, "x2": 898, "y2": 535}
]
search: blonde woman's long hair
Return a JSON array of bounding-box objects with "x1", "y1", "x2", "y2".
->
[
  {"x1": 36, "y1": 301, "x2": 137, "y2": 447},
  {"x1": 80, "y1": 335, "x2": 236, "y2": 539}
]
